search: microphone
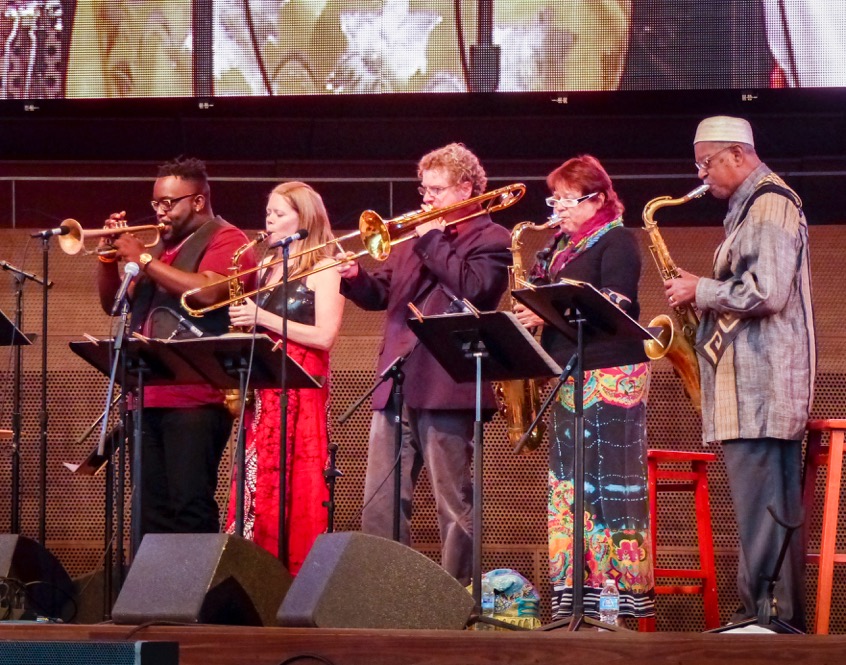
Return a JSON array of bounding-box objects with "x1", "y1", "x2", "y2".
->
[
  {"x1": 0, "y1": 260, "x2": 53, "y2": 287},
  {"x1": 268, "y1": 228, "x2": 309, "y2": 249},
  {"x1": 165, "y1": 307, "x2": 204, "y2": 338},
  {"x1": 110, "y1": 262, "x2": 140, "y2": 316},
  {"x1": 441, "y1": 285, "x2": 472, "y2": 314},
  {"x1": 31, "y1": 225, "x2": 71, "y2": 238},
  {"x1": 600, "y1": 288, "x2": 631, "y2": 311}
]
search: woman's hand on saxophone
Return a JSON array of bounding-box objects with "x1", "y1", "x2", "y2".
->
[
  {"x1": 513, "y1": 302, "x2": 544, "y2": 329},
  {"x1": 664, "y1": 268, "x2": 700, "y2": 308},
  {"x1": 229, "y1": 297, "x2": 262, "y2": 330}
]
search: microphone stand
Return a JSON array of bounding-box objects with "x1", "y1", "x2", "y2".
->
[
  {"x1": 277, "y1": 243, "x2": 291, "y2": 565},
  {"x1": 1, "y1": 261, "x2": 47, "y2": 534},
  {"x1": 338, "y1": 351, "x2": 413, "y2": 542},
  {"x1": 10, "y1": 272, "x2": 24, "y2": 534},
  {"x1": 38, "y1": 237, "x2": 51, "y2": 545},
  {"x1": 322, "y1": 442, "x2": 342, "y2": 533}
]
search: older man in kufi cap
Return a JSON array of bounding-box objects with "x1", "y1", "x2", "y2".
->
[{"x1": 665, "y1": 116, "x2": 816, "y2": 631}]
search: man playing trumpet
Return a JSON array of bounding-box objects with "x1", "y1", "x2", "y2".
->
[
  {"x1": 96, "y1": 156, "x2": 256, "y2": 536},
  {"x1": 335, "y1": 142, "x2": 511, "y2": 585}
]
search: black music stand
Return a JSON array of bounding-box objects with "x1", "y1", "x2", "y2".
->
[
  {"x1": 1, "y1": 308, "x2": 32, "y2": 536},
  {"x1": 0, "y1": 307, "x2": 31, "y2": 346},
  {"x1": 161, "y1": 333, "x2": 323, "y2": 543},
  {"x1": 71, "y1": 336, "x2": 201, "y2": 558},
  {"x1": 512, "y1": 279, "x2": 657, "y2": 631},
  {"x1": 71, "y1": 334, "x2": 322, "y2": 546},
  {"x1": 408, "y1": 310, "x2": 561, "y2": 629}
]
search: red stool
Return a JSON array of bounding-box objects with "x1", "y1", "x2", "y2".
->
[
  {"x1": 802, "y1": 419, "x2": 846, "y2": 634},
  {"x1": 639, "y1": 449, "x2": 720, "y2": 631}
]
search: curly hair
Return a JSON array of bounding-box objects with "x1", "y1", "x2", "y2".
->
[
  {"x1": 157, "y1": 157, "x2": 210, "y2": 194},
  {"x1": 417, "y1": 142, "x2": 487, "y2": 196}
]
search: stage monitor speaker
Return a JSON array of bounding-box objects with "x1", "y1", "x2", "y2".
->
[
  {"x1": 277, "y1": 532, "x2": 474, "y2": 630},
  {"x1": 0, "y1": 534, "x2": 74, "y2": 622},
  {"x1": 0, "y1": 641, "x2": 177, "y2": 665},
  {"x1": 112, "y1": 533, "x2": 292, "y2": 626}
]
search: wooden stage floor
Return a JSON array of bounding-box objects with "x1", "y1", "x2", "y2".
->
[{"x1": 0, "y1": 623, "x2": 845, "y2": 665}]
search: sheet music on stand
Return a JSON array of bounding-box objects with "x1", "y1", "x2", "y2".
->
[
  {"x1": 69, "y1": 333, "x2": 323, "y2": 390},
  {"x1": 407, "y1": 310, "x2": 562, "y2": 384},
  {"x1": 513, "y1": 278, "x2": 660, "y2": 371}
]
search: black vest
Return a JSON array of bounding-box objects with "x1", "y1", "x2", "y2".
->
[{"x1": 131, "y1": 217, "x2": 233, "y2": 338}]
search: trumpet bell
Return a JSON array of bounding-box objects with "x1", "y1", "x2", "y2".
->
[
  {"x1": 57, "y1": 219, "x2": 85, "y2": 255},
  {"x1": 56, "y1": 218, "x2": 165, "y2": 256}
]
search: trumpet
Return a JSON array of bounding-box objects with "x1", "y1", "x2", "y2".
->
[
  {"x1": 58, "y1": 218, "x2": 167, "y2": 257},
  {"x1": 180, "y1": 183, "x2": 526, "y2": 317}
]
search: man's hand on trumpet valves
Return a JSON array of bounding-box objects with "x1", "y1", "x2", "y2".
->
[
  {"x1": 97, "y1": 211, "x2": 127, "y2": 254},
  {"x1": 229, "y1": 297, "x2": 261, "y2": 330},
  {"x1": 107, "y1": 231, "x2": 147, "y2": 265},
  {"x1": 335, "y1": 251, "x2": 359, "y2": 280}
]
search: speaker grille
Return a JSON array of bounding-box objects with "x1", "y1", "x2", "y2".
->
[{"x1": 0, "y1": 641, "x2": 177, "y2": 665}]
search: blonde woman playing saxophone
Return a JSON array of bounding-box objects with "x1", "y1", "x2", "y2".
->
[{"x1": 225, "y1": 181, "x2": 345, "y2": 574}]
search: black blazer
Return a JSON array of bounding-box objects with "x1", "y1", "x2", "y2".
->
[{"x1": 341, "y1": 214, "x2": 511, "y2": 410}]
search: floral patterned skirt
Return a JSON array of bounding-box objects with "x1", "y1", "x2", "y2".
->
[{"x1": 548, "y1": 363, "x2": 655, "y2": 619}]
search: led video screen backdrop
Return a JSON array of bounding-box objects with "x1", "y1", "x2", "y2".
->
[{"x1": 1, "y1": 0, "x2": 845, "y2": 100}]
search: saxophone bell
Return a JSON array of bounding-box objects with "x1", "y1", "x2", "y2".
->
[{"x1": 642, "y1": 186, "x2": 708, "y2": 413}]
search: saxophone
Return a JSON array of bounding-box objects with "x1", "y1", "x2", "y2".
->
[
  {"x1": 222, "y1": 231, "x2": 268, "y2": 416},
  {"x1": 494, "y1": 216, "x2": 559, "y2": 454},
  {"x1": 642, "y1": 184, "x2": 709, "y2": 413}
]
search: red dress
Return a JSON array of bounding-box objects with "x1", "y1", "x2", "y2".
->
[{"x1": 225, "y1": 282, "x2": 330, "y2": 573}]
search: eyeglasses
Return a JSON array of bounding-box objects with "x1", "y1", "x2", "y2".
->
[
  {"x1": 694, "y1": 145, "x2": 736, "y2": 172},
  {"x1": 150, "y1": 193, "x2": 198, "y2": 212},
  {"x1": 417, "y1": 184, "x2": 456, "y2": 197},
  {"x1": 545, "y1": 192, "x2": 598, "y2": 208}
]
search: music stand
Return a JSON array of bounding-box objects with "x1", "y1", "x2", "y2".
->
[
  {"x1": 71, "y1": 334, "x2": 322, "y2": 543},
  {"x1": 71, "y1": 336, "x2": 201, "y2": 557},
  {"x1": 512, "y1": 280, "x2": 657, "y2": 631},
  {"x1": 1, "y1": 308, "x2": 32, "y2": 536},
  {"x1": 408, "y1": 310, "x2": 561, "y2": 629},
  {"x1": 160, "y1": 333, "x2": 323, "y2": 542},
  {"x1": 0, "y1": 308, "x2": 32, "y2": 346}
]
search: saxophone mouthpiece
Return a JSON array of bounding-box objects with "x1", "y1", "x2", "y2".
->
[{"x1": 686, "y1": 184, "x2": 710, "y2": 200}]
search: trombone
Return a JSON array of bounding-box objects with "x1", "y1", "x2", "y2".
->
[
  {"x1": 180, "y1": 182, "x2": 526, "y2": 317},
  {"x1": 57, "y1": 218, "x2": 167, "y2": 257}
]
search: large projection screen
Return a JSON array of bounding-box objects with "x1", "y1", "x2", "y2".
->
[{"x1": 1, "y1": 1, "x2": 844, "y2": 100}]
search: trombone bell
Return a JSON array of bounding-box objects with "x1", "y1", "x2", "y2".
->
[
  {"x1": 359, "y1": 210, "x2": 392, "y2": 261},
  {"x1": 356, "y1": 182, "x2": 526, "y2": 263}
]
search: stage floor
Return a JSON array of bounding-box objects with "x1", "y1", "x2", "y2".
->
[{"x1": 0, "y1": 623, "x2": 844, "y2": 665}]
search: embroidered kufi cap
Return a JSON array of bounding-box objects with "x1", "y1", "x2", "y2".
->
[{"x1": 694, "y1": 116, "x2": 754, "y2": 146}]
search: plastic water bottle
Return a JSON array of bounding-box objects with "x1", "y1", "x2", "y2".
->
[
  {"x1": 599, "y1": 578, "x2": 620, "y2": 625},
  {"x1": 481, "y1": 576, "x2": 495, "y2": 620}
]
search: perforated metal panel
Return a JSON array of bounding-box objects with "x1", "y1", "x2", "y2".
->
[{"x1": 1, "y1": 226, "x2": 844, "y2": 631}]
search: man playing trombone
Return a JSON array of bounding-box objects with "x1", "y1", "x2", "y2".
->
[
  {"x1": 96, "y1": 156, "x2": 256, "y2": 536},
  {"x1": 336, "y1": 142, "x2": 511, "y2": 585}
]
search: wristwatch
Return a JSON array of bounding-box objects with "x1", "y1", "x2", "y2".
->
[{"x1": 139, "y1": 253, "x2": 154, "y2": 271}]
